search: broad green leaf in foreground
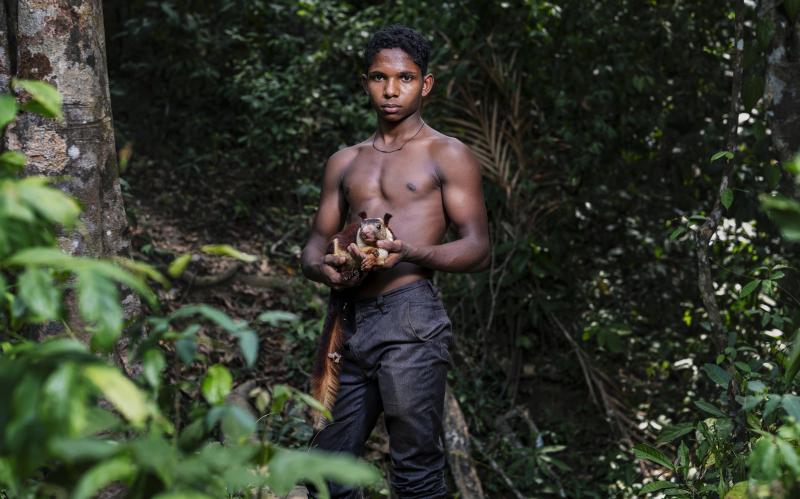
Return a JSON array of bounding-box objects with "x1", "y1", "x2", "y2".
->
[
  {"x1": 14, "y1": 78, "x2": 63, "y2": 119},
  {"x1": 266, "y1": 447, "x2": 380, "y2": 497},
  {"x1": 83, "y1": 365, "x2": 149, "y2": 426},
  {"x1": 72, "y1": 456, "x2": 136, "y2": 499}
]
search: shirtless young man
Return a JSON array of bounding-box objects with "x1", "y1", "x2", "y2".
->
[{"x1": 301, "y1": 25, "x2": 490, "y2": 499}]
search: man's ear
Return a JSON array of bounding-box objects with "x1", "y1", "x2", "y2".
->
[
  {"x1": 360, "y1": 74, "x2": 368, "y2": 94},
  {"x1": 421, "y1": 73, "x2": 434, "y2": 97}
]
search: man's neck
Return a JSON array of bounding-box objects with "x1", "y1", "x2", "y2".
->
[{"x1": 376, "y1": 113, "x2": 424, "y2": 147}]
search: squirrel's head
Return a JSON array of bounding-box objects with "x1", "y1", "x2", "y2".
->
[{"x1": 358, "y1": 212, "x2": 392, "y2": 245}]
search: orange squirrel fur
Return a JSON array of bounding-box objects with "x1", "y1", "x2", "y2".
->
[{"x1": 310, "y1": 213, "x2": 394, "y2": 427}]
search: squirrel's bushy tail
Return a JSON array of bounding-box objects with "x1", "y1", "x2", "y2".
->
[{"x1": 310, "y1": 291, "x2": 346, "y2": 428}]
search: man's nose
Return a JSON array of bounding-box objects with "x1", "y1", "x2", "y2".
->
[{"x1": 383, "y1": 78, "x2": 399, "y2": 98}]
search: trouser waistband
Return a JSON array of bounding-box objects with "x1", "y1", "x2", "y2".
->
[{"x1": 335, "y1": 279, "x2": 440, "y2": 310}]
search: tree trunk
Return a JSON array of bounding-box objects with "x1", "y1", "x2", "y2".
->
[
  {"x1": 0, "y1": 1, "x2": 139, "y2": 364},
  {"x1": 762, "y1": 0, "x2": 800, "y2": 169}
]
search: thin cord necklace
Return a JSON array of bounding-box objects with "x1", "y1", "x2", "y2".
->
[{"x1": 372, "y1": 120, "x2": 426, "y2": 153}]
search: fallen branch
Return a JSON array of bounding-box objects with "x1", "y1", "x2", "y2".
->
[{"x1": 443, "y1": 385, "x2": 485, "y2": 499}]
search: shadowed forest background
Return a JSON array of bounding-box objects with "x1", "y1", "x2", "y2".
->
[{"x1": 2, "y1": 0, "x2": 800, "y2": 498}]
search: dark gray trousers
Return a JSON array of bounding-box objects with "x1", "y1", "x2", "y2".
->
[{"x1": 308, "y1": 279, "x2": 452, "y2": 499}]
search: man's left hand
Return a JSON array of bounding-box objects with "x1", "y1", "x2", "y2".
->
[{"x1": 377, "y1": 239, "x2": 411, "y2": 269}]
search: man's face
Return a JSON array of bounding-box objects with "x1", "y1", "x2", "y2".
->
[{"x1": 362, "y1": 48, "x2": 433, "y2": 122}]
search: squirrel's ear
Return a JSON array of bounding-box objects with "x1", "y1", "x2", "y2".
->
[
  {"x1": 359, "y1": 211, "x2": 367, "y2": 220},
  {"x1": 383, "y1": 213, "x2": 392, "y2": 225}
]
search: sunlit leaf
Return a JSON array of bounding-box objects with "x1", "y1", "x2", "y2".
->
[
  {"x1": 710, "y1": 151, "x2": 733, "y2": 162},
  {"x1": 14, "y1": 78, "x2": 63, "y2": 119},
  {"x1": 201, "y1": 244, "x2": 257, "y2": 262},
  {"x1": 0, "y1": 94, "x2": 17, "y2": 129},
  {"x1": 83, "y1": 365, "x2": 149, "y2": 426},
  {"x1": 202, "y1": 365, "x2": 232, "y2": 405},
  {"x1": 168, "y1": 253, "x2": 193, "y2": 278},
  {"x1": 257, "y1": 310, "x2": 300, "y2": 326}
]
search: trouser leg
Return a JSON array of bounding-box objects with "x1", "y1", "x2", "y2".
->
[
  {"x1": 307, "y1": 309, "x2": 382, "y2": 499},
  {"x1": 370, "y1": 287, "x2": 452, "y2": 499}
]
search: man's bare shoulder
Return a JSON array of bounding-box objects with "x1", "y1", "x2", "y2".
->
[
  {"x1": 326, "y1": 139, "x2": 372, "y2": 170},
  {"x1": 423, "y1": 129, "x2": 480, "y2": 179}
]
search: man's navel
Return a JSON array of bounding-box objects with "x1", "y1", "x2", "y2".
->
[{"x1": 406, "y1": 182, "x2": 417, "y2": 192}]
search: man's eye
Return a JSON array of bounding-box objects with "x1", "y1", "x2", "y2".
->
[
  {"x1": 401, "y1": 75, "x2": 414, "y2": 82},
  {"x1": 372, "y1": 75, "x2": 384, "y2": 81}
]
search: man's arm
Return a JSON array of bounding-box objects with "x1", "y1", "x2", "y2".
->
[
  {"x1": 379, "y1": 140, "x2": 490, "y2": 272},
  {"x1": 301, "y1": 150, "x2": 362, "y2": 287}
]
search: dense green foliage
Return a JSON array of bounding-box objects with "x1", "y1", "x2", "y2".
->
[
  {"x1": 0, "y1": 83, "x2": 379, "y2": 498},
  {"x1": 33, "y1": 0, "x2": 797, "y2": 496}
]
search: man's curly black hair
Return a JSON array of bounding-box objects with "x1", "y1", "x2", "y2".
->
[{"x1": 364, "y1": 25, "x2": 431, "y2": 75}]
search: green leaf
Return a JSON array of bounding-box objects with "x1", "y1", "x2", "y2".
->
[
  {"x1": 114, "y1": 257, "x2": 170, "y2": 288},
  {"x1": 175, "y1": 337, "x2": 196, "y2": 364},
  {"x1": 13, "y1": 78, "x2": 63, "y2": 119},
  {"x1": 17, "y1": 177, "x2": 80, "y2": 227},
  {"x1": 721, "y1": 188, "x2": 734, "y2": 210},
  {"x1": 710, "y1": 151, "x2": 734, "y2": 162},
  {"x1": 0, "y1": 150, "x2": 25, "y2": 174},
  {"x1": 152, "y1": 492, "x2": 215, "y2": 499},
  {"x1": 0, "y1": 94, "x2": 17, "y2": 129},
  {"x1": 168, "y1": 253, "x2": 193, "y2": 278},
  {"x1": 257, "y1": 310, "x2": 300, "y2": 326},
  {"x1": 760, "y1": 194, "x2": 800, "y2": 241},
  {"x1": 200, "y1": 244, "x2": 257, "y2": 262},
  {"x1": 782, "y1": 394, "x2": 800, "y2": 421},
  {"x1": 633, "y1": 443, "x2": 674, "y2": 470},
  {"x1": 694, "y1": 399, "x2": 726, "y2": 417},
  {"x1": 757, "y1": 19, "x2": 775, "y2": 50},
  {"x1": 724, "y1": 482, "x2": 749, "y2": 499},
  {"x1": 640, "y1": 480, "x2": 678, "y2": 494},
  {"x1": 742, "y1": 74, "x2": 765, "y2": 110},
  {"x1": 777, "y1": 439, "x2": 800, "y2": 473},
  {"x1": 266, "y1": 447, "x2": 380, "y2": 496},
  {"x1": 785, "y1": 0, "x2": 800, "y2": 22},
  {"x1": 83, "y1": 365, "x2": 149, "y2": 426},
  {"x1": 740, "y1": 279, "x2": 761, "y2": 298},
  {"x1": 657, "y1": 423, "x2": 695, "y2": 444},
  {"x1": 142, "y1": 348, "x2": 166, "y2": 390},
  {"x1": 784, "y1": 330, "x2": 800, "y2": 383},
  {"x1": 294, "y1": 390, "x2": 332, "y2": 421},
  {"x1": 220, "y1": 405, "x2": 256, "y2": 443},
  {"x1": 235, "y1": 329, "x2": 258, "y2": 367},
  {"x1": 764, "y1": 394, "x2": 781, "y2": 418},
  {"x1": 77, "y1": 269, "x2": 123, "y2": 351},
  {"x1": 72, "y1": 456, "x2": 136, "y2": 499},
  {"x1": 201, "y1": 364, "x2": 232, "y2": 405},
  {"x1": 18, "y1": 266, "x2": 60, "y2": 321},
  {"x1": 703, "y1": 363, "x2": 732, "y2": 387}
]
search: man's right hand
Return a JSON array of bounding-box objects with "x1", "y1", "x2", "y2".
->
[{"x1": 319, "y1": 254, "x2": 364, "y2": 289}]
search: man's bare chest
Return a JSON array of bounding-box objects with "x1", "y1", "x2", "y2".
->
[{"x1": 341, "y1": 156, "x2": 441, "y2": 206}]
